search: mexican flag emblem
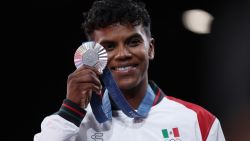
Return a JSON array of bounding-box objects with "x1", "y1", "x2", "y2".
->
[{"x1": 162, "y1": 127, "x2": 180, "y2": 140}]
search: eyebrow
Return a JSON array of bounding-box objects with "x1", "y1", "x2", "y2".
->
[
  {"x1": 99, "y1": 40, "x2": 115, "y2": 46},
  {"x1": 125, "y1": 33, "x2": 143, "y2": 42},
  {"x1": 99, "y1": 33, "x2": 143, "y2": 45}
]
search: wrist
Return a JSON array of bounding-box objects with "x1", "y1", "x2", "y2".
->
[{"x1": 57, "y1": 99, "x2": 87, "y2": 126}]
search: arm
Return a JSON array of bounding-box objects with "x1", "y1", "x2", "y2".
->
[
  {"x1": 206, "y1": 118, "x2": 226, "y2": 141},
  {"x1": 34, "y1": 66, "x2": 102, "y2": 141},
  {"x1": 33, "y1": 114, "x2": 79, "y2": 141}
]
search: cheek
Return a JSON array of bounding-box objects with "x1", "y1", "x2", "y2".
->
[
  {"x1": 107, "y1": 53, "x2": 112, "y2": 62},
  {"x1": 106, "y1": 52, "x2": 115, "y2": 65},
  {"x1": 106, "y1": 46, "x2": 149, "y2": 66},
  {"x1": 134, "y1": 48, "x2": 149, "y2": 61},
  {"x1": 134, "y1": 49, "x2": 150, "y2": 73}
]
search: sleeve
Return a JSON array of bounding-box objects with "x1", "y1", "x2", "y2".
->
[
  {"x1": 33, "y1": 115, "x2": 79, "y2": 141},
  {"x1": 206, "y1": 118, "x2": 226, "y2": 141},
  {"x1": 34, "y1": 99, "x2": 87, "y2": 141}
]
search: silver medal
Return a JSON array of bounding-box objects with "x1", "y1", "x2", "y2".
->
[{"x1": 74, "y1": 41, "x2": 108, "y2": 73}]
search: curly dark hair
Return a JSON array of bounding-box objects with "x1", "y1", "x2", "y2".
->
[{"x1": 82, "y1": 0, "x2": 151, "y2": 39}]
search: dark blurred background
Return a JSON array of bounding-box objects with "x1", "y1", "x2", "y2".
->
[{"x1": 7, "y1": 0, "x2": 250, "y2": 140}]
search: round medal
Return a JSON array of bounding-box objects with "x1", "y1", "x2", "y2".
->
[{"x1": 74, "y1": 41, "x2": 107, "y2": 73}]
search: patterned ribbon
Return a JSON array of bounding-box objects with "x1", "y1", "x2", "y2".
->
[{"x1": 90, "y1": 67, "x2": 155, "y2": 123}]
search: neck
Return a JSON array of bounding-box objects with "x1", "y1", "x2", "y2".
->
[{"x1": 121, "y1": 80, "x2": 148, "y2": 109}]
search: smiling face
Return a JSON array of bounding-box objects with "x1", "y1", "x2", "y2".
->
[{"x1": 91, "y1": 24, "x2": 154, "y2": 91}]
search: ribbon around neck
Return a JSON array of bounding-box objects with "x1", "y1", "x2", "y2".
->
[{"x1": 90, "y1": 67, "x2": 155, "y2": 123}]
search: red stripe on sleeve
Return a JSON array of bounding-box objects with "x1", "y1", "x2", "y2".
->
[{"x1": 62, "y1": 103, "x2": 85, "y2": 117}]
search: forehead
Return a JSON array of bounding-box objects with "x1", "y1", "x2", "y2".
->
[{"x1": 91, "y1": 24, "x2": 146, "y2": 42}]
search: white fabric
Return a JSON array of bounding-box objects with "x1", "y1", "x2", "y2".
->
[
  {"x1": 34, "y1": 97, "x2": 225, "y2": 141},
  {"x1": 206, "y1": 118, "x2": 225, "y2": 141}
]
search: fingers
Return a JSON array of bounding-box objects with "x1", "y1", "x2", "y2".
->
[
  {"x1": 74, "y1": 65, "x2": 102, "y2": 76},
  {"x1": 66, "y1": 65, "x2": 103, "y2": 108},
  {"x1": 79, "y1": 90, "x2": 92, "y2": 109},
  {"x1": 77, "y1": 82, "x2": 102, "y2": 95},
  {"x1": 68, "y1": 66, "x2": 102, "y2": 87},
  {"x1": 68, "y1": 73, "x2": 101, "y2": 90}
]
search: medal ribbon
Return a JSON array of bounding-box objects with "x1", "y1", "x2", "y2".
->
[{"x1": 90, "y1": 67, "x2": 155, "y2": 123}]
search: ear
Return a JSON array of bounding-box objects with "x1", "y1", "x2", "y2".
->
[{"x1": 148, "y1": 38, "x2": 155, "y2": 60}]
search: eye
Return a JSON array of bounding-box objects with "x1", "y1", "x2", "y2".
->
[
  {"x1": 127, "y1": 37, "x2": 142, "y2": 47},
  {"x1": 102, "y1": 43, "x2": 116, "y2": 51}
]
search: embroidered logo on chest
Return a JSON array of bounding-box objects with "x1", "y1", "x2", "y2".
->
[
  {"x1": 90, "y1": 132, "x2": 104, "y2": 141},
  {"x1": 161, "y1": 127, "x2": 181, "y2": 141}
]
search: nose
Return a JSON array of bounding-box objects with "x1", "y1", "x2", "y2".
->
[{"x1": 114, "y1": 44, "x2": 132, "y2": 60}]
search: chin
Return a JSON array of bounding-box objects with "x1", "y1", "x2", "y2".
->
[{"x1": 116, "y1": 78, "x2": 138, "y2": 90}]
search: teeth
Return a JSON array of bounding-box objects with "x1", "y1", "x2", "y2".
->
[{"x1": 116, "y1": 66, "x2": 134, "y2": 71}]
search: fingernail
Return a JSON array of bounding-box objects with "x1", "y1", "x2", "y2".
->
[{"x1": 98, "y1": 90, "x2": 102, "y2": 95}]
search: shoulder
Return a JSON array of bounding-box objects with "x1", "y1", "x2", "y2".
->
[
  {"x1": 166, "y1": 96, "x2": 215, "y2": 120},
  {"x1": 165, "y1": 96, "x2": 216, "y2": 140}
]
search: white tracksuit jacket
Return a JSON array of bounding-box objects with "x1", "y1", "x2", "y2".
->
[{"x1": 34, "y1": 82, "x2": 225, "y2": 141}]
